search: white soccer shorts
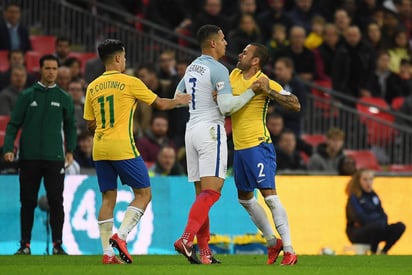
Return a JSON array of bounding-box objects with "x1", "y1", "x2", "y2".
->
[{"x1": 185, "y1": 122, "x2": 228, "y2": 182}]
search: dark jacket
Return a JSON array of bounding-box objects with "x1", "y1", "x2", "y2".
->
[
  {"x1": 0, "y1": 18, "x2": 32, "y2": 52},
  {"x1": 135, "y1": 130, "x2": 176, "y2": 163},
  {"x1": 275, "y1": 148, "x2": 306, "y2": 171},
  {"x1": 332, "y1": 40, "x2": 376, "y2": 99},
  {"x1": 3, "y1": 82, "x2": 77, "y2": 161},
  {"x1": 307, "y1": 142, "x2": 345, "y2": 172},
  {"x1": 346, "y1": 191, "x2": 388, "y2": 229}
]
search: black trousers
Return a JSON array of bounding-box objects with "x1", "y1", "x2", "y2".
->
[
  {"x1": 346, "y1": 221, "x2": 406, "y2": 253},
  {"x1": 19, "y1": 160, "x2": 65, "y2": 244}
]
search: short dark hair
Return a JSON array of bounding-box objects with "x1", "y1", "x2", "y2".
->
[
  {"x1": 136, "y1": 63, "x2": 156, "y2": 74},
  {"x1": 7, "y1": 49, "x2": 24, "y2": 61},
  {"x1": 63, "y1": 57, "x2": 81, "y2": 68},
  {"x1": 276, "y1": 57, "x2": 294, "y2": 70},
  {"x1": 97, "y1": 39, "x2": 125, "y2": 64},
  {"x1": 250, "y1": 43, "x2": 269, "y2": 68},
  {"x1": 39, "y1": 54, "x2": 59, "y2": 68},
  {"x1": 56, "y1": 36, "x2": 72, "y2": 45},
  {"x1": 196, "y1": 24, "x2": 221, "y2": 48},
  {"x1": 5, "y1": 1, "x2": 21, "y2": 10}
]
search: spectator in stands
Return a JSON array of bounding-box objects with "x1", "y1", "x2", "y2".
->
[
  {"x1": 135, "y1": 112, "x2": 176, "y2": 163},
  {"x1": 272, "y1": 57, "x2": 308, "y2": 136},
  {"x1": 63, "y1": 57, "x2": 83, "y2": 81},
  {"x1": 338, "y1": 155, "x2": 357, "y2": 176},
  {"x1": 54, "y1": 37, "x2": 72, "y2": 65},
  {"x1": 313, "y1": 24, "x2": 340, "y2": 81},
  {"x1": 156, "y1": 50, "x2": 177, "y2": 85},
  {"x1": 230, "y1": 0, "x2": 258, "y2": 29},
  {"x1": 332, "y1": 25, "x2": 376, "y2": 102},
  {"x1": 345, "y1": 169, "x2": 406, "y2": 254},
  {"x1": 266, "y1": 112, "x2": 313, "y2": 156},
  {"x1": 67, "y1": 79, "x2": 86, "y2": 135},
  {"x1": 0, "y1": 49, "x2": 36, "y2": 90},
  {"x1": 304, "y1": 15, "x2": 326, "y2": 50},
  {"x1": 56, "y1": 66, "x2": 72, "y2": 91},
  {"x1": 273, "y1": 26, "x2": 316, "y2": 81},
  {"x1": 388, "y1": 29, "x2": 411, "y2": 73},
  {"x1": 0, "y1": 65, "x2": 27, "y2": 115},
  {"x1": 84, "y1": 57, "x2": 105, "y2": 84},
  {"x1": 148, "y1": 145, "x2": 185, "y2": 176},
  {"x1": 0, "y1": 2, "x2": 32, "y2": 52},
  {"x1": 380, "y1": 7, "x2": 402, "y2": 49},
  {"x1": 266, "y1": 24, "x2": 289, "y2": 61},
  {"x1": 190, "y1": 0, "x2": 231, "y2": 40},
  {"x1": 354, "y1": 0, "x2": 383, "y2": 30},
  {"x1": 307, "y1": 127, "x2": 345, "y2": 173},
  {"x1": 370, "y1": 51, "x2": 402, "y2": 104},
  {"x1": 366, "y1": 22, "x2": 386, "y2": 52},
  {"x1": 227, "y1": 14, "x2": 262, "y2": 61},
  {"x1": 145, "y1": 0, "x2": 190, "y2": 35},
  {"x1": 287, "y1": 0, "x2": 320, "y2": 33},
  {"x1": 275, "y1": 129, "x2": 307, "y2": 171},
  {"x1": 257, "y1": 0, "x2": 293, "y2": 45},
  {"x1": 73, "y1": 131, "x2": 94, "y2": 169},
  {"x1": 397, "y1": 0, "x2": 412, "y2": 41},
  {"x1": 394, "y1": 59, "x2": 412, "y2": 97},
  {"x1": 334, "y1": 8, "x2": 352, "y2": 36},
  {"x1": 136, "y1": 63, "x2": 172, "y2": 99}
]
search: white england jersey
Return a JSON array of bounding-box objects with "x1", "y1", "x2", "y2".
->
[{"x1": 176, "y1": 55, "x2": 232, "y2": 128}]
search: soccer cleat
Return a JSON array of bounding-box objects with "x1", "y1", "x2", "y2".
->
[
  {"x1": 281, "y1": 252, "x2": 298, "y2": 265},
  {"x1": 102, "y1": 254, "x2": 124, "y2": 264},
  {"x1": 110, "y1": 233, "x2": 133, "y2": 264},
  {"x1": 200, "y1": 248, "x2": 221, "y2": 264},
  {"x1": 267, "y1": 239, "x2": 283, "y2": 264},
  {"x1": 53, "y1": 246, "x2": 68, "y2": 255},
  {"x1": 174, "y1": 238, "x2": 201, "y2": 264},
  {"x1": 14, "y1": 242, "x2": 31, "y2": 255}
]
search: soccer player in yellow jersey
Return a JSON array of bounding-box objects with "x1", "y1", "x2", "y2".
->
[
  {"x1": 83, "y1": 39, "x2": 191, "y2": 264},
  {"x1": 230, "y1": 43, "x2": 300, "y2": 265}
]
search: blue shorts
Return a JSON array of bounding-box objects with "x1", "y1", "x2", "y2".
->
[
  {"x1": 95, "y1": 157, "x2": 150, "y2": 192},
  {"x1": 233, "y1": 142, "x2": 277, "y2": 192}
]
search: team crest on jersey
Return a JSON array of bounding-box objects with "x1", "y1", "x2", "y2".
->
[{"x1": 216, "y1": 81, "x2": 225, "y2": 91}]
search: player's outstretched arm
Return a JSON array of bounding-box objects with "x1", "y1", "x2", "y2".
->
[{"x1": 152, "y1": 93, "x2": 191, "y2": 111}]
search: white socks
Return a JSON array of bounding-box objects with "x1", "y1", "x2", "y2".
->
[
  {"x1": 118, "y1": 206, "x2": 144, "y2": 240},
  {"x1": 239, "y1": 197, "x2": 277, "y2": 246},
  {"x1": 265, "y1": 195, "x2": 294, "y2": 253},
  {"x1": 98, "y1": 218, "x2": 114, "y2": 256}
]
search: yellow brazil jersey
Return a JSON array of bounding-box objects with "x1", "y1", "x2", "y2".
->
[
  {"x1": 230, "y1": 68, "x2": 283, "y2": 150},
  {"x1": 84, "y1": 71, "x2": 157, "y2": 160}
]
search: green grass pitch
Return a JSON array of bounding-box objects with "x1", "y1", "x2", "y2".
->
[{"x1": 0, "y1": 255, "x2": 411, "y2": 275}]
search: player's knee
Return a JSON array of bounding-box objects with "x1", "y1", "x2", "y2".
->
[{"x1": 239, "y1": 197, "x2": 258, "y2": 209}]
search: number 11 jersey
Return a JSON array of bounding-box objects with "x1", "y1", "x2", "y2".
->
[{"x1": 84, "y1": 70, "x2": 157, "y2": 160}]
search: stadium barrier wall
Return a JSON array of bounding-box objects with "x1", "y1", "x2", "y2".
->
[{"x1": 0, "y1": 175, "x2": 410, "y2": 255}]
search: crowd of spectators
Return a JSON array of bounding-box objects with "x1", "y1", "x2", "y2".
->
[{"x1": 1, "y1": 0, "x2": 412, "y2": 175}]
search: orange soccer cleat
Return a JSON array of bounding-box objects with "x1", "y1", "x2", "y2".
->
[
  {"x1": 109, "y1": 233, "x2": 133, "y2": 264},
  {"x1": 174, "y1": 238, "x2": 201, "y2": 264},
  {"x1": 267, "y1": 239, "x2": 283, "y2": 264},
  {"x1": 281, "y1": 252, "x2": 298, "y2": 265},
  {"x1": 102, "y1": 254, "x2": 124, "y2": 264}
]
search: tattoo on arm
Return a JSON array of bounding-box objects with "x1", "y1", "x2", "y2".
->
[{"x1": 268, "y1": 90, "x2": 301, "y2": 112}]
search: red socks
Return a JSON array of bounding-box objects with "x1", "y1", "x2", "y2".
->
[
  {"x1": 182, "y1": 189, "x2": 220, "y2": 243},
  {"x1": 197, "y1": 216, "x2": 210, "y2": 250}
]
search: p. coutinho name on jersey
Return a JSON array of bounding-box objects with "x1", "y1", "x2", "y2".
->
[
  {"x1": 93, "y1": 81, "x2": 126, "y2": 93},
  {"x1": 187, "y1": 64, "x2": 206, "y2": 75}
]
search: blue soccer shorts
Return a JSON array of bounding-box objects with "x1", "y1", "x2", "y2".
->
[
  {"x1": 95, "y1": 156, "x2": 150, "y2": 192},
  {"x1": 233, "y1": 142, "x2": 277, "y2": 192}
]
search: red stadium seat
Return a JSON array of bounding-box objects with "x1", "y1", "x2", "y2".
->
[
  {"x1": 344, "y1": 150, "x2": 381, "y2": 171},
  {"x1": 0, "y1": 132, "x2": 5, "y2": 147},
  {"x1": 388, "y1": 164, "x2": 412, "y2": 172},
  {"x1": 68, "y1": 52, "x2": 97, "y2": 74},
  {"x1": 0, "y1": 50, "x2": 9, "y2": 72},
  {"x1": 30, "y1": 35, "x2": 56, "y2": 54},
  {"x1": 301, "y1": 133, "x2": 327, "y2": 148},
  {"x1": 391, "y1": 97, "x2": 405, "y2": 111},
  {"x1": 356, "y1": 97, "x2": 395, "y2": 145},
  {"x1": 0, "y1": 115, "x2": 10, "y2": 132},
  {"x1": 25, "y1": 51, "x2": 43, "y2": 73}
]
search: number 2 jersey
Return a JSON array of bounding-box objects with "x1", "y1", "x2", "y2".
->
[
  {"x1": 84, "y1": 71, "x2": 157, "y2": 160},
  {"x1": 176, "y1": 55, "x2": 232, "y2": 128}
]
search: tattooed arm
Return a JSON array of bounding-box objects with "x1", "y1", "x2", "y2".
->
[
  {"x1": 267, "y1": 89, "x2": 301, "y2": 112},
  {"x1": 256, "y1": 76, "x2": 301, "y2": 112}
]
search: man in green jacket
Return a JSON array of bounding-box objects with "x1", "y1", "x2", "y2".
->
[{"x1": 3, "y1": 54, "x2": 76, "y2": 255}]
